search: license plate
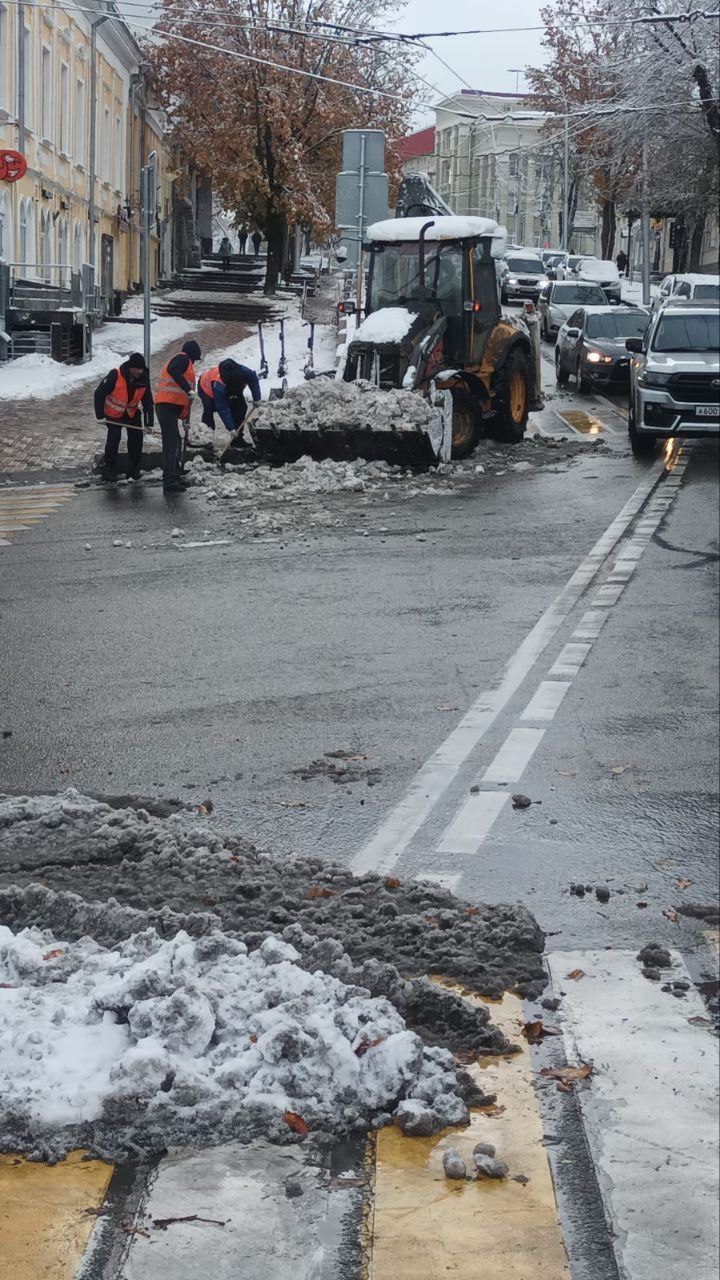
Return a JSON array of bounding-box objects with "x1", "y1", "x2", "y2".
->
[{"x1": 696, "y1": 405, "x2": 719, "y2": 418}]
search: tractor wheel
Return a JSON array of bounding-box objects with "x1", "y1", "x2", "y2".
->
[
  {"x1": 490, "y1": 348, "x2": 531, "y2": 443},
  {"x1": 450, "y1": 388, "x2": 481, "y2": 459}
]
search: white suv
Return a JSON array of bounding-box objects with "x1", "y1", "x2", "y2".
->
[
  {"x1": 653, "y1": 273, "x2": 720, "y2": 312},
  {"x1": 626, "y1": 300, "x2": 720, "y2": 457}
]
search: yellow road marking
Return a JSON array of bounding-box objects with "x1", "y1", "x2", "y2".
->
[
  {"x1": 370, "y1": 991, "x2": 569, "y2": 1279},
  {"x1": 556, "y1": 409, "x2": 606, "y2": 436},
  {"x1": 0, "y1": 1149, "x2": 113, "y2": 1280}
]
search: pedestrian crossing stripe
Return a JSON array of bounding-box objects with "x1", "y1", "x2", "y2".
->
[{"x1": 0, "y1": 484, "x2": 75, "y2": 545}]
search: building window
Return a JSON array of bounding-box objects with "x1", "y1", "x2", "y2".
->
[
  {"x1": 509, "y1": 152, "x2": 519, "y2": 178},
  {"x1": 74, "y1": 78, "x2": 85, "y2": 164},
  {"x1": 40, "y1": 208, "x2": 53, "y2": 280},
  {"x1": 60, "y1": 63, "x2": 69, "y2": 153},
  {"x1": 22, "y1": 26, "x2": 32, "y2": 128},
  {"x1": 73, "y1": 220, "x2": 85, "y2": 270},
  {"x1": 0, "y1": 189, "x2": 11, "y2": 259},
  {"x1": 19, "y1": 198, "x2": 35, "y2": 269},
  {"x1": 0, "y1": 4, "x2": 8, "y2": 112},
  {"x1": 103, "y1": 106, "x2": 110, "y2": 181},
  {"x1": 41, "y1": 45, "x2": 52, "y2": 141},
  {"x1": 114, "y1": 114, "x2": 122, "y2": 191}
]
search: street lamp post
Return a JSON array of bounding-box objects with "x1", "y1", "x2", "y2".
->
[{"x1": 88, "y1": 6, "x2": 111, "y2": 270}]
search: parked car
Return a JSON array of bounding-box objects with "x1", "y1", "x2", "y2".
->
[
  {"x1": 574, "y1": 258, "x2": 622, "y2": 303},
  {"x1": 499, "y1": 254, "x2": 548, "y2": 303},
  {"x1": 541, "y1": 249, "x2": 566, "y2": 271},
  {"x1": 652, "y1": 272, "x2": 720, "y2": 312},
  {"x1": 537, "y1": 280, "x2": 608, "y2": 339},
  {"x1": 555, "y1": 306, "x2": 649, "y2": 390},
  {"x1": 625, "y1": 300, "x2": 720, "y2": 457}
]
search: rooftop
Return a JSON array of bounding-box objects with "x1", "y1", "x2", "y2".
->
[{"x1": 396, "y1": 127, "x2": 436, "y2": 161}]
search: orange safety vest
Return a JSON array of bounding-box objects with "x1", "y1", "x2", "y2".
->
[
  {"x1": 198, "y1": 365, "x2": 223, "y2": 399},
  {"x1": 155, "y1": 357, "x2": 196, "y2": 414},
  {"x1": 104, "y1": 369, "x2": 145, "y2": 423}
]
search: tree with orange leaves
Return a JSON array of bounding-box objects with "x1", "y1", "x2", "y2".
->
[{"x1": 148, "y1": 1, "x2": 420, "y2": 292}]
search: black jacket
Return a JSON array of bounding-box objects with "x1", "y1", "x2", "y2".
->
[{"x1": 95, "y1": 361, "x2": 154, "y2": 427}]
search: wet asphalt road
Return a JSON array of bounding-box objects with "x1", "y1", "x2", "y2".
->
[{"x1": 0, "y1": 404, "x2": 717, "y2": 963}]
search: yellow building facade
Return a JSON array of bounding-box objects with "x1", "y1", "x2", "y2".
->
[{"x1": 0, "y1": 0, "x2": 174, "y2": 306}]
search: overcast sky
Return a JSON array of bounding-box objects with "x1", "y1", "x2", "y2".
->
[{"x1": 389, "y1": 0, "x2": 547, "y2": 123}]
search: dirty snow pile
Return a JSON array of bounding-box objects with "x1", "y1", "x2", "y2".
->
[
  {"x1": 187, "y1": 452, "x2": 404, "y2": 500},
  {"x1": 251, "y1": 379, "x2": 437, "y2": 435},
  {"x1": 0, "y1": 920, "x2": 470, "y2": 1158}
]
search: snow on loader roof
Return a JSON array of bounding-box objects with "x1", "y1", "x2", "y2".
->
[{"x1": 367, "y1": 215, "x2": 505, "y2": 245}]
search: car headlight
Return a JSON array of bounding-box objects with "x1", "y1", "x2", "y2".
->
[
  {"x1": 586, "y1": 351, "x2": 613, "y2": 364},
  {"x1": 638, "y1": 370, "x2": 671, "y2": 386},
  {"x1": 507, "y1": 278, "x2": 518, "y2": 285}
]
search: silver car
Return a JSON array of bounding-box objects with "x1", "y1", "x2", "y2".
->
[
  {"x1": 626, "y1": 300, "x2": 720, "y2": 457},
  {"x1": 537, "y1": 280, "x2": 607, "y2": 340},
  {"x1": 499, "y1": 254, "x2": 547, "y2": 303}
]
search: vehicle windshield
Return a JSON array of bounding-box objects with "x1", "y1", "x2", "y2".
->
[
  {"x1": 369, "y1": 242, "x2": 463, "y2": 314},
  {"x1": 586, "y1": 312, "x2": 648, "y2": 339},
  {"x1": 552, "y1": 284, "x2": 606, "y2": 305},
  {"x1": 543, "y1": 253, "x2": 564, "y2": 266},
  {"x1": 506, "y1": 257, "x2": 544, "y2": 274},
  {"x1": 567, "y1": 256, "x2": 583, "y2": 269},
  {"x1": 652, "y1": 312, "x2": 720, "y2": 353},
  {"x1": 694, "y1": 283, "x2": 720, "y2": 301}
]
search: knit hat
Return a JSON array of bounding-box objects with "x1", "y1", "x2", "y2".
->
[
  {"x1": 127, "y1": 352, "x2": 147, "y2": 370},
  {"x1": 183, "y1": 340, "x2": 202, "y2": 362}
]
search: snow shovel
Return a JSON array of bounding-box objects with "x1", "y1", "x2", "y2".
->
[
  {"x1": 277, "y1": 317, "x2": 287, "y2": 378},
  {"x1": 258, "y1": 323, "x2": 269, "y2": 380}
]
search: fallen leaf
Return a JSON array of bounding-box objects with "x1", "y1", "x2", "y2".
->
[
  {"x1": 636, "y1": 901, "x2": 648, "y2": 909},
  {"x1": 453, "y1": 1048, "x2": 479, "y2": 1065},
  {"x1": 540, "y1": 1063, "x2": 593, "y2": 1086},
  {"x1": 284, "y1": 1110, "x2": 309, "y2": 1137},
  {"x1": 307, "y1": 886, "x2": 336, "y2": 899},
  {"x1": 687, "y1": 1015, "x2": 711, "y2": 1026},
  {"x1": 522, "y1": 1020, "x2": 562, "y2": 1044},
  {"x1": 512, "y1": 1173, "x2": 530, "y2": 1185},
  {"x1": 437, "y1": 704, "x2": 459, "y2": 711},
  {"x1": 663, "y1": 909, "x2": 679, "y2": 923},
  {"x1": 479, "y1": 1104, "x2": 507, "y2": 1117},
  {"x1": 0, "y1": 982, "x2": 15, "y2": 989},
  {"x1": 556, "y1": 1080, "x2": 573, "y2": 1094},
  {"x1": 196, "y1": 804, "x2": 210, "y2": 815},
  {"x1": 675, "y1": 878, "x2": 693, "y2": 890},
  {"x1": 279, "y1": 800, "x2": 306, "y2": 808},
  {"x1": 565, "y1": 969, "x2": 586, "y2": 980},
  {"x1": 384, "y1": 877, "x2": 400, "y2": 890},
  {"x1": 354, "y1": 1036, "x2": 386, "y2": 1057},
  {"x1": 249, "y1": 1034, "x2": 258, "y2": 1043},
  {"x1": 611, "y1": 764, "x2": 632, "y2": 775},
  {"x1": 42, "y1": 949, "x2": 64, "y2": 961},
  {"x1": 465, "y1": 906, "x2": 480, "y2": 916}
]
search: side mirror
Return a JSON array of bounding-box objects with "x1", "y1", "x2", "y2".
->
[
  {"x1": 565, "y1": 327, "x2": 580, "y2": 337},
  {"x1": 625, "y1": 336, "x2": 643, "y2": 353}
]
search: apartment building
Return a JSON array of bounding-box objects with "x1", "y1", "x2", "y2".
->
[
  {"x1": 0, "y1": 0, "x2": 175, "y2": 308},
  {"x1": 430, "y1": 90, "x2": 598, "y2": 253}
]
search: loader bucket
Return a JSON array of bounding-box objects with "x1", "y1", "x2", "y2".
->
[{"x1": 249, "y1": 381, "x2": 451, "y2": 468}]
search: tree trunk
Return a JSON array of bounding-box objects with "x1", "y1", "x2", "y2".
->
[
  {"x1": 601, "y1": 198, "x2": 616, "y2": 260},
  {"x1": 689, "y1": 214, "x2": 706, "y2": 271},
  {"x1": 263, "y1": 208, "x2": 286, "y2": 295}
]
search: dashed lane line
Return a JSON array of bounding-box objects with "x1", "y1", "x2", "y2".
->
[
  {"x1": 351, "y1": 455, "x2": 671, "y2": 877},
  {"x1": 415, "y1": 451, "x2": 690, "y2": 864}
]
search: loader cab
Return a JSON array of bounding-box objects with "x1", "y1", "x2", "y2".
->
[{"x1": 364, "y1": 219, "x2": 503, "y2": 368}]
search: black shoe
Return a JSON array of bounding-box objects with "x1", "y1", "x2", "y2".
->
[
  {"x1": 163, "y1": 480, "x2": 188, "y2": 494},
  {"x1": 127, "y1": 470, "x2": 142, "y2": 482}
]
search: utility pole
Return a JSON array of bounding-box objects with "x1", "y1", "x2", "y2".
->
[
  {"x1": 141, "y1": 151, "x2": 156, "y2": 369},
  {"x1": 355, "y1": 131, "x2": 366, "y2": 317},
  {"x1": 88, "y1": 8, "x2": 110, "y2": 269},
  {"x1": 641, "y1": 136, "x2": 650, "y2": 306},
  {"x1": 17, "y1": 1, "x2": 25, "y2": 154},
  {"x1": 562, "y1": 97, "x2": 570, "y2": 251}
]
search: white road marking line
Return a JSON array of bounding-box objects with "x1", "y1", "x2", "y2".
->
[
  {"x1": 548, "y1": 642, "x2": 592, "y2": 677},
  {"x1": 521, "y1": 680, "x2": 572, "y2": 721},
  {"x1": 572, "y1": 609, "x2": 608, "y2": 640},
  {"x1": 438, "y1": 791, "x2": 510, "y2": 855},
  {"x1": 548, "y1": 950, "x2": 719, "y2": 1280},
  {"x1": 0, "y1": 538, "x2": 11, "y2": 546},
  {"x1": 414, "y1": 871, "x2": 462, "y2": 893},
  {"x1": 590, "y1": 583, "x2": 625, "y2": 606},
  {"x1": 481, "y1": 727, "x2": 546, "y2": 784},
  {"x1": 350, "y1": 462, "x2": 667, "y2": 875}
]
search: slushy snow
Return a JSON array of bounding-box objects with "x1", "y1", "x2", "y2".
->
[
  {"x1": 352, "y1": 308, "x2": 417, "y2": 345},
  {"x1": 0, "y1": 920, "x2": 467, "y2": 1155}
]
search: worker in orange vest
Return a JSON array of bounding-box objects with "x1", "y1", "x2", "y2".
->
[
  {"x1": 198, "y1": 358, "x2": 262, "y2": 444},
  {"x1": 94, "y1": 352, "x2": 153, "y2": 482},
  {"x1": 154, "y1": 339, "x2": 202, "y2": 494}
]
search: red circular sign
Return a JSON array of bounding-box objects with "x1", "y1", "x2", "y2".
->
[{"x1": 0, "y1": 151, "x2": 28, "y2": 183}]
